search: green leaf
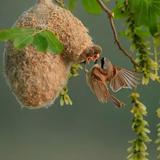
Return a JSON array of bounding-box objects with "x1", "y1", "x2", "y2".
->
[
  {"x1": 128, "y1": 0, "x2": 150, "y2": 25},
  {"x1": 147, "y1": 4, "x2": 158, "y2": 35},
  {"x1": 151, "y1": 0, "x2": 160, "y2": 15},
  {"x1": 82, "y1": 0, "x2": 102, "y2": 14},
  {"x1": 112, "y1": 7, "x2": 125, "y2": 19},
  {"x1": 40, "y1": 30, "x2": 64, "y2": 54},
  {"x1": 128, "y1": 0, "x2": 160, "y2": 36},
  {"x1": 13, "y1": 34, "x2": 33, "y2": 49},
  {"x1": 0, "y1": 28, "x2": 34, "y2": 41},
  {"x1": 60, "y1": 97, "x2": 65, "y2": 106},
  {"x1": 134, "y1": 26, "x2": 150, "y2": 38},
  {"x1": 0, "y1": 28, "x2": 64, "y2": 55},
  {"x1": 33, "y1": 34, "x2": 48, "y2": 52},
  {"x1": 113, "y1": 0, "x2": 126, "y2": 19},
  {"x1": 67, "y1": 0, "x2": 77, "y2": 11}
]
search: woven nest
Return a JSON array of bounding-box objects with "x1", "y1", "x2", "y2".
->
[{"x1": 4, "y1": 0, "x2": 93, "y2": 109}]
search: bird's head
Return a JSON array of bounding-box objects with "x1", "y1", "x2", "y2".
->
[{"x1": 101, "y1": 57, "x2": 111, "y2": 70}]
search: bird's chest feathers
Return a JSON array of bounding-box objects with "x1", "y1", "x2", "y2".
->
[{"x1": 104, "y1": 67, "x2": 116, "y2": 82}]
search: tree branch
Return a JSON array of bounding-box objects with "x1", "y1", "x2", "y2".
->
[{"x1": 96, "y1": 0, "x2": 137, "y2": 66}]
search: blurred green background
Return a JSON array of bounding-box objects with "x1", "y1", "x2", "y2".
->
[{"x1": 0, "y1": 0, "x2": 160, "y2": 160}]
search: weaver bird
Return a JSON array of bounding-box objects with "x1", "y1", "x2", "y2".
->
[{"x1": 85, "y1": 57, "x2": 139, "y2": 108}]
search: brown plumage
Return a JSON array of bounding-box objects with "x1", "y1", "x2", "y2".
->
[
  {"x1": 79, "y1": 45, "x2": 101, "y2": 63},
  {"x1": 4, "y1": 0, "x2": 101, "y2": 109},
  {"x1": 85, "y1": 58, "x2": 139, "y2": 108}
]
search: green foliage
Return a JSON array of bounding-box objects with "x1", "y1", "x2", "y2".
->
[
  {"x1": 33, "y1": 34, "x2": 48, "y2": 52},
  {"x1": 127, "y1": 92, "x2": 151, "y2": 160},
  {"x1": 157, "y1": 108, "x2": 160, "y2": 119},
  {"x1": 60, "y1": 87, "x2": 73, "y2": 106},
  {"x1": 114, "y1": 0, "x2": 160, "y2": 35},
  {"x1": 69, "y1": 63, "x2": 83, "y2": 77},
  {"x1": 13, "y1": 33, "x2": 33, "y2": 49},
  {"x1": 127, "y1": 22, "x2": 154, "y2": 85},
  {"x1": 118, "y1": 1, "x2": 160, "y2": 85},
  {"x1": 0, "y1": 28, "x2": 34, "y2": 41},
  {"x1": 68, "y1": 0, "x2": 112, "y2": 14},
  {"x1": 60, "y1": 63, "x2": 82, "y2": 106},
  {"x1": 128, "y1": 0, "x2": 160, "y2": 35},
  {"x1": 155, "y1": 123, "x2": 160, "y2": 159},
  {"x1": 155, "y1": 108, "x2": 160, "y2": 159},
  {"x1": 67, "y1": 0, "x2": 77, "y2": 11},
  {"x1": 67, "y1": 0, "x2": 105, "y2": 14},
  {"x1": 0, "y1": 28, "x2": 64, "y2": 54},
  {"x1": 113, "y1": 0, "x2": 126, "y2": 19},
  {"x1": 40, "y1": 30, "x2": 64, "y2": 54},
  {"x1": 82, "y1": 0, "x2": 102, "y2": 14}
]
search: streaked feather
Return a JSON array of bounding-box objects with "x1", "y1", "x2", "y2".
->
[
  {"x1": 86, "y1": 67, "x2": 125, "y2": 107},
  {"x1": 86, "y1": 71, "x2": 110, "y2": 103},
  {"x1": 110, "y1": 68, "x2": 139, "y2": 92},
  {"x1": 110, "y1": 95, "x2": 125, "y2": 108}
]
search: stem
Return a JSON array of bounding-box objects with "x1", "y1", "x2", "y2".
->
[
  {"x1": 96, "y1": 0, "x2": 137, "y2": 67},
  {"x1": 37, "y1": 0, "x2": 64, "y2": 8},
  {"x1": 55, "y1": 0, "x2": 64, "y2": 7},
  {"x1": 37, "y1": 0, "x2": 53, "y2": 4}
]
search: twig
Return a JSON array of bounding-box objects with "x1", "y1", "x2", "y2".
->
[
  {"x1": 96, "y1": 0, "x2": 137, "y2": 66},
  {"x1": 55, "y1": 0, "x2": 64, "y2": 7}
]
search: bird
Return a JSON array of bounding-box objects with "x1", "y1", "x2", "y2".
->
[
  {"x1": 85, "y1": 57, "x2": 139, "y2": 108},
  {"x1": 78, "y1": 45, "x2": 101, "y2": 64}
]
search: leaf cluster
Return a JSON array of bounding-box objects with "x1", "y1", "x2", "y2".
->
[
  {"x1": 0, "y1": 28, "x2": 63, "y2": 54},
  {"x1": 111, "y1": 0, "x2": 160, "y2": 85},
  {"x1": 60, "y1": 87, "x2": 73, "y2": 106},
  {"x1": 67, "y1": 0, "x2": 110, "y2": 14},
  {"x1": 114, "y1": 0, "x2": 160, "y2": 36}
]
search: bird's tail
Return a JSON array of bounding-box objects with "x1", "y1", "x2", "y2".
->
[{"x1": 110, "y1": 95, "x2": 125, "y2": 108}]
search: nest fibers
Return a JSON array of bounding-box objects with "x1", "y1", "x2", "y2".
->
[{"x1": 4, "y1": 0, "x2": 95, "y2": 109}]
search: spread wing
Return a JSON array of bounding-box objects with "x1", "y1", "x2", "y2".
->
[
  {"x1": 86, "y1": 70, "x2": 110, "y2": 103},
  {"x1": 85, "y1": 66, "x2": 125, "y2": 107},
  {"x1": 110, "y1": 67, "x2": 139, "y2": 93}
]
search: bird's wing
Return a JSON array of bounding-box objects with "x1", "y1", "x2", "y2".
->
[
  {"x1": 109, "y1": 67, "x2": 139, "y2": 93},
  {"x1": 86, "y1": 71, "x2": 110, "y2": 103},
  {"x1": 86, "y1": 73, "x2": 124, "y2": 107}
]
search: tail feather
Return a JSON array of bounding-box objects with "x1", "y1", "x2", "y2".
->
[{"x1": 110, "y1": 95, "x2": 125, "y2": 108}]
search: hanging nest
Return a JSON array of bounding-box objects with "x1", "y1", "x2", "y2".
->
[{"x1": 4, "y1": 0, "x2": 94, "y2": 109}]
